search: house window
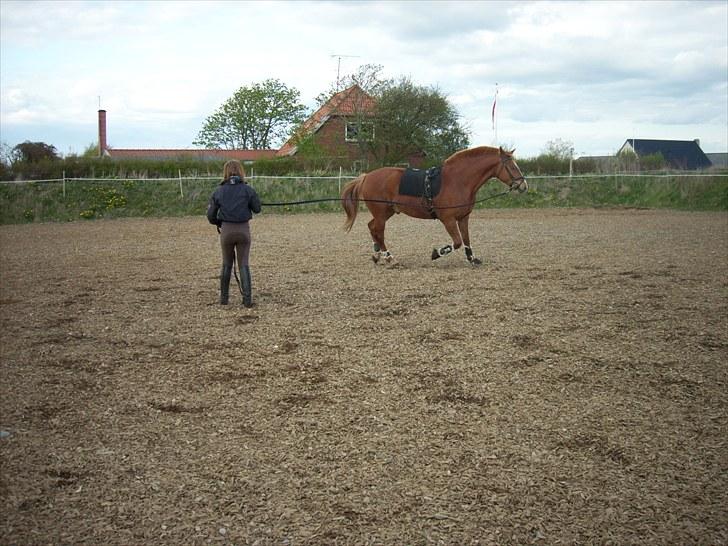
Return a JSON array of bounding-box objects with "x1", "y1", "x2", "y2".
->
[{"x1": 345, "y1": 121, "x2": 374, "y2": 142}]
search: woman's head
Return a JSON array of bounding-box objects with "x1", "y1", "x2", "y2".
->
[{"x1": 223, "y1": 160, "x2": 245, "y2": 181}]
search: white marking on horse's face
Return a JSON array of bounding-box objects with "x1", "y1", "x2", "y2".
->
[{"x1": 518, "y1": 180, "x2": 528, "y2": 193}]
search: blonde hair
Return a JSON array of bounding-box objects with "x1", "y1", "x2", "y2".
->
[{"x1": 223, "y1": 160, "x2": 246, "y2": 181}]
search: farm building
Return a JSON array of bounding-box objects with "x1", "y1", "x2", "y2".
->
[
  {"x1": 276, "y1": 84, "x2": 424, "y2": 169},
  {"x1": 96, "y1": 110, "x2": 276, "y2": 163},
  {"x1": 705, "y1": 152, "x2": 728, "y2": 168},
  {"x1": 617, "y1": 138, "x2": 712, "y2": 170},
  {"x1": 96, "y1": 84, "x2": 424, "y2": 169}
]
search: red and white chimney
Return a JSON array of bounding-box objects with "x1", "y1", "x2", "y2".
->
[{"x1": 98, "y1": 109, "x2": 107, "y2": 157}]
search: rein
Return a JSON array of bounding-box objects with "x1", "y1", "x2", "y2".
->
[
  {"x1": 260, "y1": 187, "x2": 514, "y2": 210},
  {"x1": 262, "y1": 155, "x2": 523, "y2": 209}
]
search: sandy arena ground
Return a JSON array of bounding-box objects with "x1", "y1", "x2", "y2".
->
[{"x1": 1, "y1": 208, "x2": 727, "y2": 545}]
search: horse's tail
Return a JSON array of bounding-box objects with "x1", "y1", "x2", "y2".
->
[{"x1": 341, "y1": 174, "x2": 366, "y2": 232}]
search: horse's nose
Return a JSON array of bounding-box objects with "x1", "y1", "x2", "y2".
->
[{"x1": 518, "y1": 180, "x2": 528, "y2": 193}]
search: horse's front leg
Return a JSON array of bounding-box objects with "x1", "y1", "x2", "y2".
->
[
  {"x1": 432, "y1": 217, "x2": 463, "y2": 261},
  {"x1": 458, "y1": 215, "x2": 482, "y2": 265}
]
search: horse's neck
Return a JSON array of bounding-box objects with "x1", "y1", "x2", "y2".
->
[{"x1": 449, "y1": 154, "x2": 500, "y2": 191}]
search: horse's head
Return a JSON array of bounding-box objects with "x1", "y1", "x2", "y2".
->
[{"x1": 497, "y1": 148, "x2": 528, "y2": 193}]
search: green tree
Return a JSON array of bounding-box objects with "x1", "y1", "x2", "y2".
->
[
  {"x1": 82, "y1": 142, "x2": 100, "y2": 158},
  {"x1": 12, "y1": 141, "x2": 60, "y2": 163},
  {"x1": 639, "y1": 152, "x2": 666, "y2": 172},
  {"x1": 371, "y1": 78, "x2": 470, "y2": 165},
  {"x1": 311, "y1": 67, "x2": 469, "y2": 166},
  {"x1": 618, "y1": 148, "x2": 640, "y2": 172},
  {"x1": 1, "y1": 141, "x2": 13, "y2": 166},
  {"x1": 542, "y1": 138, "x2": 574, "y2": 160},
  {"x1": 65, "y1": 142, "x2": 100, "y2": 159},
  {"x1": 0, "y1": 141, "x2": 12, "y2": 180},
  {"x1": 194, "y1": 79, "x2": 308, "y2": 149}
]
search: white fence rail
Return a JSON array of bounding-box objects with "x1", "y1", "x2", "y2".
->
[
  {"x1": 0, "y1": 175, "x2": 354, "y2": 185},
  {"x1": 2, "y1": 173, "x2": 726, "y2": 185},
  {"x1": 2, "y1": 172, "x2": 725, "y2": 197},
  {"x1": 0, "y1": 172, "x2": 363, "y2": 196}
]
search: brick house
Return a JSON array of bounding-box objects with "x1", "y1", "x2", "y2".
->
[
  {"x1": 276, "y1": 84, "x2": 425, "y2": 169},
  {"x1": 276, "y1": 84, "x2": 375, "y2": 168}
]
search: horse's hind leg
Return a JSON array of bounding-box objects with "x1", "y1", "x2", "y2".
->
[
  {"x1": 457, "y1": 215, "x2": 481, "y2": 265},
  {"x1": 367, "y1": 218, "x2": 384, "y2": 263},
  {"x1": 367, "y1": 209, "x2": 396, "y2": 265}
]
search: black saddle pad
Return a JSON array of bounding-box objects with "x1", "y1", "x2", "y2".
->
[{"x1": 398, "y1": 167, "x2": 442, "y2": 199}]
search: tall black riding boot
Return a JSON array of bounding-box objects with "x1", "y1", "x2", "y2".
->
[
  {"x1": 220, "y1": 263, "x2": 233, "y2": 305},
  {"x1": 241, "y1": 266, "x2": 253, "y2": 308}
]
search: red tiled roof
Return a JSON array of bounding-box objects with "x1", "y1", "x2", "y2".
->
[
  {"x1": 105, "y1": 149, "x2": 277, "y2": 161},
  {"x1": 277, "y1": 84, "x2": 376, "y2": 157}
]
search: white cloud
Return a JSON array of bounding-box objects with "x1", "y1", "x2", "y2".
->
[{"x1": 1, "y1": 0, "x2": 726, "y2": 157}]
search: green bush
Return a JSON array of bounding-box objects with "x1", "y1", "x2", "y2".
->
[
  {"x1": 2, "y1": 154, "x2": 325, "y2": 181},
  {"x1": 1, "y1": 172, "x2": 726, "y2": 225},
  {"x1": 249, "y1": 157, "x2": 299, "y2": 176},
  {"x1": 3, "y1": 149, "x2": 714, "y2": 183},
  {"x1": 518, "y1": 155, "x2": 570, "y2": 176}
]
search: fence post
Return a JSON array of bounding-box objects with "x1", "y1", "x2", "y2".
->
[
  {"x1": 178, "y1": 169, "x2": 184, "y2": 197},
  {"x1": 62, "y1": 170, "x2": 66, "y2": 198},
  {"x1": 338, "y1": 166, "x2": 343, "y2": 194}
]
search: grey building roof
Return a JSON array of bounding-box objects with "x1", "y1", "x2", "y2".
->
[
  {"x1": 705, "y1": 152, "x2": 728, "y2": 168},
  {"x1": 619, "y1": 139, "x2": 712, "y2": 170}
]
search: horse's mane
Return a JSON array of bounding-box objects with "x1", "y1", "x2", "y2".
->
[{"x1": 444, "y1": 146, "x2": 511, "y2": 166}]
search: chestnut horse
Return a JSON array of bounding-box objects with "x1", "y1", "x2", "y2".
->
[{"x1": 341, "y1": 146, "x2": 527, "y2": 265}]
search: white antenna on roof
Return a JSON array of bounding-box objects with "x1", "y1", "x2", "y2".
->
[{"x1": 331, "y1": 54, "x2": 360, "y2": 91}]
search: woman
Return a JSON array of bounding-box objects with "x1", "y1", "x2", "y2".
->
[{"x1": 207, "y1": 160, "x2": 261, "y2": 307}]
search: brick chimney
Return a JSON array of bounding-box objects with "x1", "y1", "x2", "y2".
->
[{"x1": 98, "y1": 109, "x2": 107, "y2": 157}]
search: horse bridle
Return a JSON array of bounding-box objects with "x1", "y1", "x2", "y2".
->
[{"x1": 500, "y1": 156, "x2": 526, "y2": 190}]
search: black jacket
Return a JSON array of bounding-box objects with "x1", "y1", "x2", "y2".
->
[{"x1": 207, "y1": 177, "x2": 261, "y2": 225}]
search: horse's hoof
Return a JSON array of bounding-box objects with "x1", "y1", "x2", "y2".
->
[
  {"x1": 470, "y1": 258, "x2": 482, "y2": 266},
  {"x1": 431, "y1": 248, "x2": 440, "y2": 260},
  {"x1": 372, "y1": 254, "x2": 380, "y2": 264}
]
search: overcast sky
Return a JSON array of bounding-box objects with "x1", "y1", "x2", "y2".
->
[{"x1": 1, "y1": 0, "x2": 726, "y2": 159}]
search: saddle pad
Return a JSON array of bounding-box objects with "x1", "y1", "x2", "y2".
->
[{"x1": 398, "y1": 167, "x2": 442, "y2": 199}]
